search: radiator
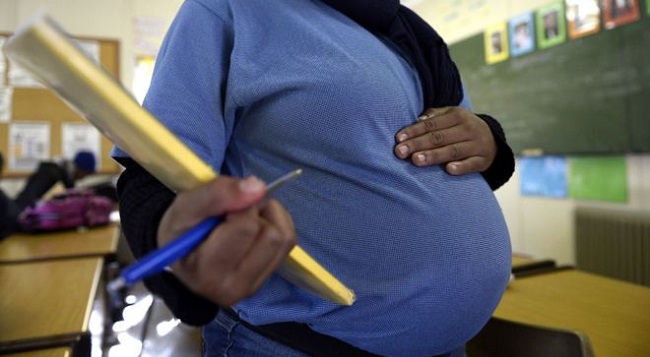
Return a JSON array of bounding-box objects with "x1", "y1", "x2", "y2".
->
[{"x1": 575, "y1": 207, "x2": 650, "y2": 288}]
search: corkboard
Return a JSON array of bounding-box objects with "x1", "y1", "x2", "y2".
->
[{"x1": 0, "y1": 33, "x2": 121, "y2": 177}]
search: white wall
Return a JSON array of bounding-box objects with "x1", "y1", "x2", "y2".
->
[
  {"x1": 1, "y1": 0, "x2": 648, "y2": 265},
  {"x1": 411, "y1": 0, "x2": 650, "y2": 265}
]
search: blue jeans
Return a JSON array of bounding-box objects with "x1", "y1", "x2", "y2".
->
[
  {"x1": 203, "y1": 309, "x2": 312, "y2": 357},
  {"x1": 202, "y1": 309, "x2": 466, "y2": 357}
]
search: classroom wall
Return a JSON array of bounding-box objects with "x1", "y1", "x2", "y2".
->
[
  {"x1": 0, "y1": 0, "x2": 183, "y2": 193},
  {"x1": 1, "y1": 0, "x2": 648, "y2": 265},
  {"x1": 411, "y1": 0, "x2": 650, "y2": 265}
]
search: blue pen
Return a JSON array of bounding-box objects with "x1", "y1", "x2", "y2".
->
[{"x1": 107, "y1": 169, "x2": 303, "y2": 292}]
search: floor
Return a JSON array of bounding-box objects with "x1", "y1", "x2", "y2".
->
[{"x1": 90, "y1": 280, "x2": 202, "y2": 357}]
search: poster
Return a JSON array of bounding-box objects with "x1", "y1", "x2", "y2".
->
[
  {"x1": 569, "y1": 156, "x2": 628, "y2": 202},
  {"x1": 536, "y1": 1, "x2": 567, "y2": 49},
  {"x1": 602, "y1": 0, "x2": 640, "y2": 29},
  {"x1": 509, "y1": 13, "x2": 535, "y2": 57},
  {"x1": 8, "y1": 122, "x2": 50, "y2": 172},
  {"x1": 484, "y1": 22, "x2": 509, "y2": 64},
  {"x1": 565, "y1": 0, "x2": 601, "y2": 39},
  {"x1": 61, "y1": 122, "x2": 102, "y2": 167},
  {"x1": 520, "y1": 156, "x2": 568, "y2": 198}
]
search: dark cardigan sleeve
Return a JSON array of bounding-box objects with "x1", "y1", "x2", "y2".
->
[
  {"x1": 115, "y1": 157, "x2": 218, "y2": 326},
  {"x1": 477, "y1": 114, "x2": 515, "y2": 191}
]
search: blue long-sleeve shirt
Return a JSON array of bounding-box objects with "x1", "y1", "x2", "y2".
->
[{"x1": 114, "y1": 0, "x2": 511, "y2": 355}]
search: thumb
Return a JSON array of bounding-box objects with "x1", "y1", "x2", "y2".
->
[{"x1": 176, "y1": 175, "x2": 266, "y2": 221}]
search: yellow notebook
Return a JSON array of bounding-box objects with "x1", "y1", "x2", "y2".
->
[{"x1": 3, "y1": 13, "x2": 355, "y2": 306}]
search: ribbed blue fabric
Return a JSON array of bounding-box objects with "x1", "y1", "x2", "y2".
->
[{"x1": 114, "y1": 1, "x2": 511, "y2": 356}]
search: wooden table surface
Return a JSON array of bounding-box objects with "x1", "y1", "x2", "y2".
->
[
  {"x1": 0, "y1": 224, "x2": 119, "y2": 263},
  {"x1": 495, "y1": 269, "x2": 650, "y2": 357},
  {"x1": 511, "y1": 254, "x2": 535, "y2": 268},
  {"x1": 0, "y1": 258, "x2": 103, "y2": 345},
  {"x1": 4, "y1": 347, "x2": 71, "y2": 357}
]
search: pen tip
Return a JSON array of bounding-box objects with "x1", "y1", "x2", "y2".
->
[{"x1": 107, "y1": 277, "x2": 127, "y2": 293}]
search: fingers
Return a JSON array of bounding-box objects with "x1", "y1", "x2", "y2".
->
[
  {"x1": 237, "y1": 201, "x2": 296, "y2": 292},
  {"x1": 175, "y1": 175, "x2": 266, "y2": 223},
  {"x1": 171, "y1": 198, "x2": 296, "y2": 306},
  {"x1": 395, "y1": 123, "x2": 472, "y2": 160},
  {"x1": 394, "y1": 106, "x2": 497, "y2": 172},
  {"x1": 409, "y1": 141, "x2": 479, "y2": 167},
  {"x1": 418, "y1": 106, "x2": 453, "y2": 122},
  {"x1": 446, "y1": 156, "x2": 492, "y2": 176},
  {"x1": 158, "y1": 176, "x2": 267, "y2": 245}
]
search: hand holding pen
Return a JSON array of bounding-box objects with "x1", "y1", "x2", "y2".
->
[{"x1": 110, "y1": 169, "x2": 301, "y2": 306}]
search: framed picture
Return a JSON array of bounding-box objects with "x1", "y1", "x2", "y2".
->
[
  {"x1": 536, "y1": 1, "x2": 567, "y2": 49},
  {"x1": 565, "y1": 0, "x2": 601, "y2": 39},
  {"x1": 484, "y1": 22, "x2": 509, "y2": 64},
  {"x1": 602, "y1": 0, "x2": 640, "y2": 29},
  {"x1": 509, "y1": 13, "x2": 535, "y2": 57}
]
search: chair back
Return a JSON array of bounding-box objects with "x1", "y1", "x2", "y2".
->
[{"x1": 467, "y1": 317, "x2": 595, "y2": 357}]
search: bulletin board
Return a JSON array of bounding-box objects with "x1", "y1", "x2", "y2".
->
[{"x1": 0, "y1": 33, "x2": 122, "y2": 177}]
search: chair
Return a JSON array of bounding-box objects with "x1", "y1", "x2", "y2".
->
[{"x1": 466, "y1": 317, "x2": 595, "y2": 357}]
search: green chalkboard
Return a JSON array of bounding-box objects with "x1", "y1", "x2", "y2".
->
[{"x1": 450, "y1": 17, "x2": 650, "y2": 155}]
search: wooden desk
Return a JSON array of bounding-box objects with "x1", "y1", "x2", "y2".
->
[
  {"x1": 495, "y1": 269, "x2": 650, "y2": 357},
  {"x1": 0, "y1": 258, "x2": 102, "y2": 351},
  {"x1": 4, "y1": 347, "x2": 71, "y2": 357},
  {"x1": 511, "y1": 254, "x2": 535, "y2": 268},
  {"x1": 0, "y1": 224, "x2": 119, "y2": 263}
]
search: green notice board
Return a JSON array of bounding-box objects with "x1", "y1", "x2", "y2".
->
[{"x1": 449, "y1": 18, "x2": 650, "y2": 155}]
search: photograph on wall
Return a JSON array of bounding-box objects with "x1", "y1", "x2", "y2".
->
[
  {"x1": 484, "y1": 22, "x2": 509, "y2": 64},
  {"x1": 520, "y1": 156, "x2": 568, "y2": 198},
  {"x1": 61, "y1": 122, "x2": 101, "y2": 168},
  {"x1": 565, "y1": 0, "x2": 601, "y2": 39},
  {"x1": 536, "y1": 1, "x2": 567, "y2": 49},
  {"x1": 509, "y1": 13, "x2": 535, "y2": 57},
  {"x1": 8, "y1": 122, "x2": 50, "y2": 172},
  {"x1": 602, "y1": 0, "x2": 640, "y2": 29}
]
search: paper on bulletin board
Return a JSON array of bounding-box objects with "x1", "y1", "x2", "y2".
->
[
  {"x1": 569, "y1": 156, "x2": 628, "y2": 202},
  {"x1": 0, "y1": 87, "x2": 12, "y2": 123},
  {"x1": 61, "y1": 122, "x2": 101, "y2": 167},
  {"x1": 8, "y1": 122, "x2": 50, "y2": 172},
  {"x1": 0, "y1": 36, "x2": 6, "y2": 86},
  {"x1": 520, "y1": 156, "x2": 568, "y2": 198},
  {"x1": 8, "y1": 59, "x2": 44, "y2": 88}
]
